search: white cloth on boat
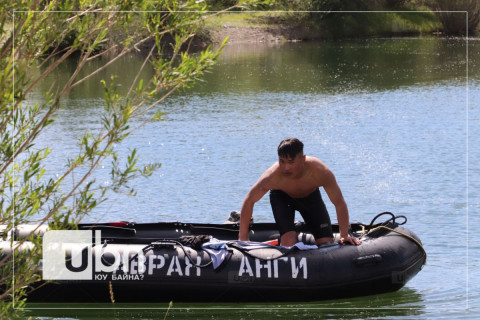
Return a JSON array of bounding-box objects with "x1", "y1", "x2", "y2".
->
[
  {"x1": 201, "y1": 239, "x2": 318, "y2": 270},
  {"x1": 201, "y1": 239, "x2": 229, "y2": 269},
  {"x1": 288, "y1": 242, "x2": 319, "y2": 250}
]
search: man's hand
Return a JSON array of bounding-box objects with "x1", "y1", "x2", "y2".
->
[{"x1": 339, "y1": 236, "x2": 361, "y2": 245}]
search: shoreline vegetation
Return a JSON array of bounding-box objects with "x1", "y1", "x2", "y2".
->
[
  {"x1": 200, "y1": 8, "x2": 480, "y2": 46},
  {"x1": 201, "y1": 11, "x2": 444, "y2": 45},
  {"x1": 98, "y1": 7, "x2": 479, "y2": 56},
  {"x1": 123, "y1": 4, "x2": 480, "y2": 53},
  {"x1": 193, "y1": 0, "x2": 480, "y2": 46},
  {"x1": 4, "y1": 4, "x2": 478, "y2": 53}
]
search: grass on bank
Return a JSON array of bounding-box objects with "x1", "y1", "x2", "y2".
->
[
  {"x1": 202, "y1": 10, "x2": 443, "y2": 40},
  {"x1": 203, "y1": 11, "x2": 287, "y2": 29}
]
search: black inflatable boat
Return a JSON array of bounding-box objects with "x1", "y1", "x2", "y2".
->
[{"x1": 5, "y1": 213, "x2": 426, "y2": 302}]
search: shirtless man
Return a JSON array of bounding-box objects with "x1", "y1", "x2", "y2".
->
[{"x1": 238, "y1": 138, "x2": 361, "y2": 247}]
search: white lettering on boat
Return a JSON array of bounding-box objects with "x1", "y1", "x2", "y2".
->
[
  {"x1": 291, "y1": 257, "x2": 307, "y2": 279},
  {"x1": 111, "y1": 274, "x2": 142, "y2": 281},
  {"x1": 93, "y1": 251, "x2": 307, "y2": 281},
  {"x1": 239, "y1": 256, "x2": 308, "y2": 279},
  {"x1": 255, "y1": 259, "x2": 272, "y2": 278},
  {"x1": 239, "y1": 256, "x2": 254, "y2": 276},
  {"x1": 95, "y1": 253, "x2": 204, "y2": 281},
  {"x1": 167, "y1": 256, "x2": 183, "y2": 276},
  {"x1": 147, "y1": 254, "x2": 165, "y2": 275},
  {"x1": 130, "y1": 253, "x2": 145, "y2": 274},
  {"x1": 184, "y1": 256, "x2": 202, "y2": 276},
  {"x1": 146, "y1": 254, "x2": 202, "y2": 277},
  {"x1": 273, "y1": 257, "x2": 288, "y2": 278}
]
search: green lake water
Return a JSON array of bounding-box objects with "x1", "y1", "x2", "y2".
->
[{"x1": 20, "y1": 37, "x2": 480, "y2": 319}]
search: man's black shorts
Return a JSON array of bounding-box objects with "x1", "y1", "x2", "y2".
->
[{"x1": 269, "y1": 188, "x2": 333, "y2": 240}]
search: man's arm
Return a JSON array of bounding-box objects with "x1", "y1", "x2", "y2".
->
[
  {"x1": 322, "y1": 169, "x2": 361, "y2": 245},
  {"x1": 238, "y1": 178, "x2": 269, "y2": 241}
]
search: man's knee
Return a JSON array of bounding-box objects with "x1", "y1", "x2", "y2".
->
[{"x1": 280, "y1": 231, "x2": 297, "y2": 247}]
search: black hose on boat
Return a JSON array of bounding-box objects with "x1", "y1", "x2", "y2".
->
[
  {"x1": 364, "y1": 212, "x2": 407, "y2": 238},
  {"x1": 144, "y1": 239, "x2": 214, "y2": 268},
  {"x1": 109, "y1": 237, "x2": 214, "y2": 271}
]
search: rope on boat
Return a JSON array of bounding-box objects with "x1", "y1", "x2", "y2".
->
[
  {"x1": 361, "y1": 212, "x2": 427, "y2": 261},
  {"x1": 366, "y1": 225, "x2": 427, "y2": 261}
]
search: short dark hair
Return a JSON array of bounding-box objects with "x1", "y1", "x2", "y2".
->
[{"x1": 277, "y1": 138, "x2": 304, "y2": 159}]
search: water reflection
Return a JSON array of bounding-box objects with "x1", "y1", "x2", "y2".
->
[
  {"x1": 27, "y1": 288, "x2": 425, "y2": 320},
  {"x1": 193, "y1": 38, "x2": 472, "y2": 94},
  {"x1": 33, "y1": 37, "x2": 476, "y2": 102},
  {"x1": 36, "y1": 52, "x2": 156, "y2": 100}
]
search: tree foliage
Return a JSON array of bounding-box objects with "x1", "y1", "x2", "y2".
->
[
  {"x1": 427, "y1": 0, "x2": 480, "y2": 35},
  {"x1": 0, "y1": 0, "x2": 238, "y2": 316},
  {"x1": 273, "y1": 0, "x2": 477, "y2": 38}
]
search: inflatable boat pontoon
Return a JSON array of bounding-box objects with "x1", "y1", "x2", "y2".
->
[{"x1": 3, "y1": 212, "x2": 426, "y2": 302}]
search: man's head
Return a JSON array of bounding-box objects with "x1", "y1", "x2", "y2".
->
[
  {"x1": 277, "y1": 138, "x2": 305, "y2": 177},
  {"x1": 277, "y1": 138, "x2": 304, "y2": 159}
]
